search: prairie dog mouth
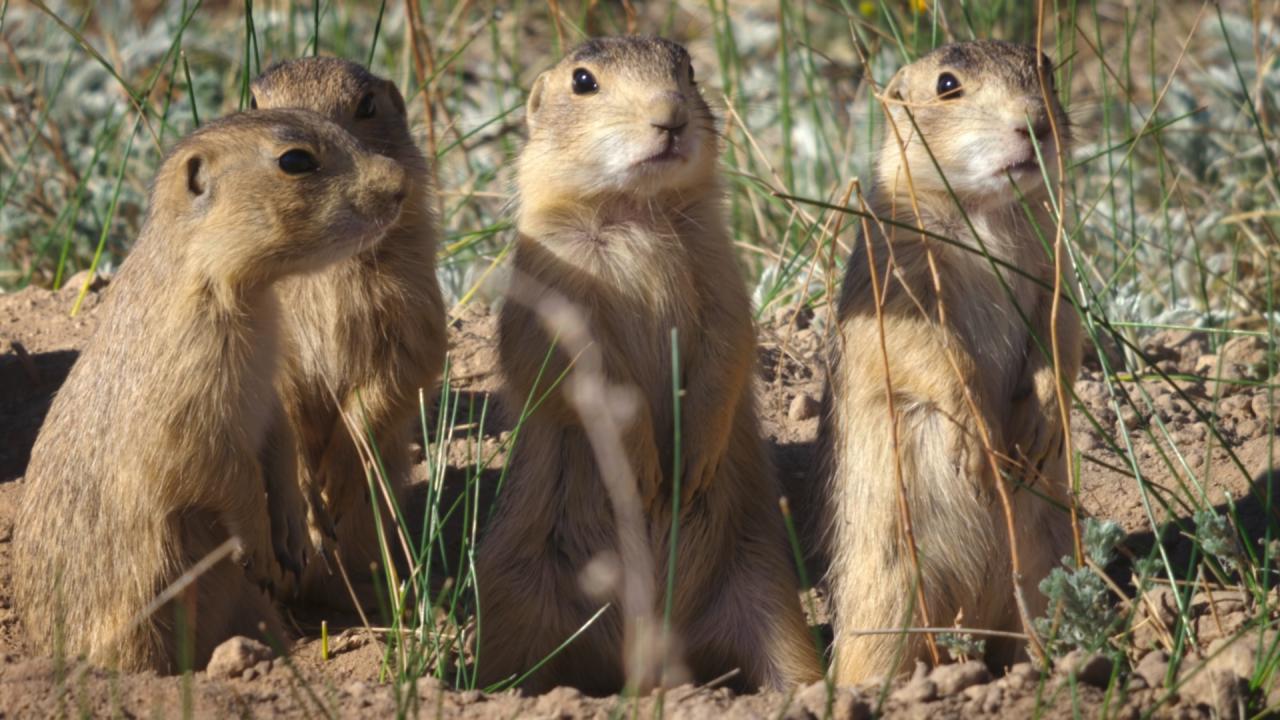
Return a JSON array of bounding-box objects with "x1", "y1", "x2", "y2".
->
[
  {"x1": 999, "y1": 137, "x2": 1058, "y2": 177},
  {"x1": 1002, "y1": 158, "x2": 1042, "y2": 175},
  {"x1": 636, "y1": 135, "x2": 686, "y2": 167},
  {"x1": 350, "y1": 210, "x2": 400, "y2": 250}
]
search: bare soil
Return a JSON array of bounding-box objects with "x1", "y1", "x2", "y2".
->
[{"x1": 1, "y1": 279, "x2": 1277, "y2": 718}]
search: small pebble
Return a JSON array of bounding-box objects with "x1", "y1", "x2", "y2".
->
[
  {"x1": 1219, "y1": 336, "x2": 1269, "y2": 375},
  {"x1": 1002, "y1": 662, "x2": 1040, "y2": 689},
  {"x1": 788, "y1": 392, "x2": 821, "y2": 422},
  {"x1": 416, "y1": 675, "x2": 443, "y2": 693},
  {"x1": 1250, "y1": 390, "x2": 1278, "y2": 419},
  {"x1": 206, "y1": 636, "x2": 272, "y2": 679},
  {"x1": 890, "y1": 677, "x2": 937, "y2": 704},
  {"x1": 1134, "y1": 650, "x2": 1169, "y2": 689},
  {"x1": 930, "y1": 660, "x2": 991, "y2": 696},
  {"x1": 794, "y1": 679, "x2": 830, "y2": 717},
  {"x1": 1059, "y1": 649, "x2": 1114, "y2": 688}
]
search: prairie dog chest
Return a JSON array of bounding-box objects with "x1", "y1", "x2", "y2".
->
[
  {"x1": 519, "y1": 215, "x2": 703, "y2": 404},
  {"x1": 939, "y1": 215, "x2": 1051, "y2": 400},
  {"x1": 529, "y1": 216, "x2": 700, "y2": 329}
]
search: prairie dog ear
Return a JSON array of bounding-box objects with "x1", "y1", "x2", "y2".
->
[
  {"x1": 186, "y1": 155, "x2": 210, "y2": 197},
  {"x1": 525, "y1": 72, "x2": 548, "y2": 132},
  {"x1": 882, "y1": 67, "x2": 907, "y2": 103},
  {"x1": 179, "y1": 152, "x2": 215, "y2": 213},
  {"x1": 386, "y1": 80, "x2": 407, "y2": 116}
]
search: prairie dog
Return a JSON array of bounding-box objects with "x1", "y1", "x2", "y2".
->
[
  {"x1": 12, "y1": 110, "x2": 408, "y2": 672},
  {"x1": 250, "y1": 58, "x2": 445, "y2": 603},
  {"x1": 476, "y1": 36, "x2": 820, "y2": 694},
  {"x1": 814, "y1": 40, "x2": 1081, "y2": 682}
]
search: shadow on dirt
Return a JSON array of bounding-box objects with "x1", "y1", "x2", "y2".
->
[
  {"x1": 1112, "y1": 460, "x2": 1280, "y2": 588},
  {"x1": 0, "y1": 346, "x2": 78, "y2": 483}
]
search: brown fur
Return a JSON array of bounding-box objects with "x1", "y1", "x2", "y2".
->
[
  {"x1": 475, "y1": 36, "x2": 820, "y2": 694},
  {"x1": 250, "y1": 58, "x2": 445, "y2": 604},
  {"x1": 12, "y1": 110, "x2": 408, "y2": 672},
  {"x1": 812, "y1": 40, "x2": 1082, "y2": 683}
]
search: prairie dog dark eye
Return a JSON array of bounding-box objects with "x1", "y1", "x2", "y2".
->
[
  {"x1": 356, "y1": 92, "x2": 377, "y2": 119},
  {"x1": 249, "y1": 95, "x2": 258, "y2": 110},
  {"x1": 571, "y1": 68, "x2": 598, "y2": 95},
  {"x1": 688, "y1": 63, "x2": 695, "y2": 84},
  {"x1": 936, "y1": 72, "x2": 962, "y2": 99},
  {"x1": 278, "y1": 149, "x2": 319, "y2": 175}
]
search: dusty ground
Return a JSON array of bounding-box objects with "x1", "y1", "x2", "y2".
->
[{"x1": 0, "y1": 278, "x2": 1277, "y2": 718}]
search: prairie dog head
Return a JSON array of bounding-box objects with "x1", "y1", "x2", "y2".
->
[
  {"x1": 518, "y1": 35, "x2": 717, "y2": 211},
  {"x1": 250, "y1": 57, "x2": 426, "y2": 178},
  {"x1": 152, "y1": 109, "x2": 408, "y2": 285},
  {"x1": 878, "y1": 40, "x2": 1069, "y2": 207}
]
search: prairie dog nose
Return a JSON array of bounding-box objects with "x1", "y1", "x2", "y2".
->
[
  {"x1": 357, "y1": 154, "x2": 410, "y2": 217},
  {"x1": 1015, "y1": 112, "x2": 1053, "y2": 143},
  {"x1": 649, "y1": 92, "x2": 689, "y2": 134}
]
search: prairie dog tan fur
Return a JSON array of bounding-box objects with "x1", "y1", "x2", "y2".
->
[
  {"x1": 250, "y1": 58, "x2": 445, "y2": 603},
  {"x1": 12, "y1": 110, "x2": 407, "y2": 672},
  {"x1": 814, "y1": 40, "x2": 1081, "y2": 682},
  {"x1": 475, "y1": 36, "x2": 820, "y2": 694}
]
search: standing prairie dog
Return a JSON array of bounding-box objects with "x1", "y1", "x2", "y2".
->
[
  {"x1": 250, "y1": 58, "x2": 446, "y2": 604},
  {"x1": 814, "y1": 40, "x2": 1081, "y2": 683},
  {"x1": 12, "y1": 110, "x2": 408, "y2": 672},
  {"x1": 476, "y1": 36, "x2": 820, "y2": 694}
]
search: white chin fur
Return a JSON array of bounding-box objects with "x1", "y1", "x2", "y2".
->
[
  {"x1": 592, "y1": 146, "x2": 701, "y2": 196},
  {"x1": 587, "y1": 124, "x2": 700, "y2": 183},
  {"x1": 925, "y1": 136, "x2": 1058, "y2": 202}
]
